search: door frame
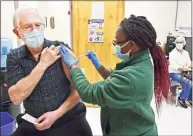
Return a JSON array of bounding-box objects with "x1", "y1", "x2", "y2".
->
[{"x1": 69, "y1": 1, "x2": 73, "y2": 49}]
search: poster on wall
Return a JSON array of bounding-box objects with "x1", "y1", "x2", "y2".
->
[{"x1": 88, "y1": 19, "x2": 104, "y2": 43}]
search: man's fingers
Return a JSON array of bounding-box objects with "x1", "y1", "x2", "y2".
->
[
  {"x1": 35, "y1": 123, "x2": 46, "y2": 131},
  {"x1": 37, "y1": 114, "x2": 46, "y2": 123},
  {"x1": 42, "y1": 47, "x2": 48, "y2": 54},
  {"x1": 53, "y1": 46, "x2": 61, "y2": 55},
  {"x1": 54, "y1": 46, "x2": 61, "y2": 51},
  {"x1": 35, "y1": 122, "x2": 44, "y2": 128},
  {"x1": 56, "y1": 54, "x2": 61, "y2": 59},
  {"x1": 49, "y1": 45, "x2": 56, "y2": 50},
  {"x1": 53, "y1": 49, "x2": 60, "y2": 56}
]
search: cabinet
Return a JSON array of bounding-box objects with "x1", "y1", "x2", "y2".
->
[{"x1": 165, "y1": 36, "x2": 176, "y2": 57}]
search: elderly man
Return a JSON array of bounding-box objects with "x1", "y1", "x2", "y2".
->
[
  {"x1": 7, "y1": 8, "x2": 92, "y2": 136},
  {"x1": 169, "y1": 36, "x2": 192, "y2": 109}
]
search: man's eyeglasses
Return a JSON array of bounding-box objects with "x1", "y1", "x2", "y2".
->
[{"x1": 22, "y1": 23, "x2": 45, "y2": 32}]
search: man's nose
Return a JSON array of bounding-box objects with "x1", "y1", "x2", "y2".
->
[{"x1": 31, "y1": 25, "x2": 37, "y2": 31}]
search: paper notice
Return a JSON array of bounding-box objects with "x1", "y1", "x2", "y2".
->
[
  {"x1": 91, "y1": 2, "x2": 104, "y2": 19},
  {"x1": 21, "y1": 113, "x2": 38, "y2": 124}
]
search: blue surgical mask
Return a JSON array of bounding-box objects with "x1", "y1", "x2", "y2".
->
[
  {"x1": 113, "y1": 41, "x2": 131, "y2": 61},
  {"x1": 23, "y1": 30, "x2": 44, "y2": 48}
]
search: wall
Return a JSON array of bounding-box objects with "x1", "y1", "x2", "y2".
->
[
  {"x1": 18, "y1": 1, "x2": 72, "y2": 47},
  {"x1": 176, "y1": 1, "x2": 191, "y2": 28},
  {"x1": 1, "y1": 1, "x2": 191, "y2": 47},
  {"x1": 125, "y1": 1, "x2": 178, "y2": 43},
  {"x1": 1, "y1": 1, "x2": 18, "y2": 48}
]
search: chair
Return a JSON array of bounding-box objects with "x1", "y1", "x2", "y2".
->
[
  {"x1": 170, "y1": 79, "x2": 182, "y2": 106},
  {"x1": 167, "y1": 59, "x2": 183, "y2": 106}
]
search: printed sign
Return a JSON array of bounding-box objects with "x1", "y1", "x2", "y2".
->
[{"x1": 88, "y1": 19, "x2": 104, "y2": 43}]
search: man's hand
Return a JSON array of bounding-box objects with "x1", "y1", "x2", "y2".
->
[
  {"x1": 178, "y1": 67, "x2": 184, "y2": 71},
  {"x1": 60, "y1": 46, "x2": 78, "y2": 68},
  {"x1": 182, "y1": 67, "x2": 192, "y2": 71},
  {"x1": 86, "y1": 50, "x2": 101, "y2": 69},
  {"x1": 34, "y1": 111, "x2": 59, "y2": 131},
  {"x1": 39, "y1": 45, "x2": 61, "y2": 69}
]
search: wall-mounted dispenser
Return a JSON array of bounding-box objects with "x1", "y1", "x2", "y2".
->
[{"x1": 50, "y1": 16, "x2": 55, "y2": 29}]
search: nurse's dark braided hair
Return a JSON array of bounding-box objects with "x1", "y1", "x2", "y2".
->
[{"x1": 120, "y1": 15, "x2": 170, "y2": 112}]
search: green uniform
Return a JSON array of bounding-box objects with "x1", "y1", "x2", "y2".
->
[{"x1": 70, "y1": 49, "x2": 158, "y2": 136}]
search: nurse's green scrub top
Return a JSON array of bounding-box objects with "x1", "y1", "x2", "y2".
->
[{"x1": 70, "y1": 49, "x2": 158, "y2": 136}]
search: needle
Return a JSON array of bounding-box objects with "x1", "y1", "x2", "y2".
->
[
  {"x1": 76, "y1": 52, "x2": 98, "y2": 58},
  {"x1": 76, "y1": 54, "x2": 87, "y2": 58}
]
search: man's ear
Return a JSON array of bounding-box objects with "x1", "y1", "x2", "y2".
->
[{"x1": 13, "y1": 29, "x2": 21, "y2": 39}]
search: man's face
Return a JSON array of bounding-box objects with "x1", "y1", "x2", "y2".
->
[
  {"x1": 13, "y1": 11, "x2": 44, "y2": 41},
  {"x1": 175, "y1": 40, "x2": 184, "y2": 45}
]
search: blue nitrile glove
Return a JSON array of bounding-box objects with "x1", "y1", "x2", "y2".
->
[
  {"x1": 86, "y1": 50, "x2": 101, "y2": 69},
  {"x1": 60, "y1": 45, "x2": 78, "y2": 68}
]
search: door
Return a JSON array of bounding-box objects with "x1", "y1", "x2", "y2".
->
[{"x1": 72, "y1": 1, "x2": 125, "y2": 82}]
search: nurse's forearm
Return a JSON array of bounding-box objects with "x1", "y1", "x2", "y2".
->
[{"x1": 97, "y1": 65, "x2": 112, "y2": 79}]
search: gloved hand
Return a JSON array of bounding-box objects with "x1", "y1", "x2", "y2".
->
[
  {"x1": 86, "y1": 50, "x2": 101, "y2": 69},
  {"x1": 60, "y1": 45, "x2": 78, "y2": 68}
]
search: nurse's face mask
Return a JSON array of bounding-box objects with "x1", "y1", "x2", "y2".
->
[{"x1": 112, "y1": 40, "x2": 131, "y2": 61}]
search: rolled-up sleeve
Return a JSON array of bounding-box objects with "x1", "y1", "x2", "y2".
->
[{"x1": 6, "y1": 53, "x2": 25, "y2": 88}]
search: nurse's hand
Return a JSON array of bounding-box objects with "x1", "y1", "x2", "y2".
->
[
  {"x1": 60, "y1": 46, "x2": 79, "y2": 68},
  {"x1": 86, "y1": 50, "x2": 101, "y2": 69},
  {"x1": 34, "y1": 111, "x2": 59, "y2": 131}
]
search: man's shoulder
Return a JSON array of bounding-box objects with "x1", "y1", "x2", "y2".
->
[
  {"x1": 7, "y1": 45, "x2": 26, "y2": 61},
  {"x1": 45, "y1": 39, "x2": 70, "y2": 49},
  {"x1": 169, "y1": 48, "x2": 177, "y2": 55},
  {"x1": 183, "y1": 50, "x2": 189, "y2": 55}
]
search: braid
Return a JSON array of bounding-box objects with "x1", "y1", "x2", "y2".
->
[{"x1": 120, "y1": 15, "x2": 171, "y2": 112}]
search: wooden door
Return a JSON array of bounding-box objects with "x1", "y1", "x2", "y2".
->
[{"x1": 72, "y1": 1, "x2": 125, "y2": 82}]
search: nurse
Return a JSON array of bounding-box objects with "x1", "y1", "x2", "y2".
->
[{"x1": 60, "y1": 15, "x2": 170, "y2": 136}]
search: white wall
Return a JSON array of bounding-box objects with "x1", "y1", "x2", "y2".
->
[
  {"x1": 1, "y1": 1, "x2": 18, "y2": 48},
  {"x1": 1, "y1": 1, "x2": 71, "y2": 48},
  {"x1": 1, "y1": 1, "x2": 191, "y2": 48},
  {"x1": 125, "y1": 1, "x2": 178, "y2": 43},
  {"x1": 18, "y1": 1, "x2": 72, "y2": 47},
  {"x1": 176, "y1": 1, "x2": 191, "y2": 28}
]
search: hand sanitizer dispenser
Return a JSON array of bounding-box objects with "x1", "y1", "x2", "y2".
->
[{"x1": 1, "y1": 37, "x2": 13, "y2": 68}]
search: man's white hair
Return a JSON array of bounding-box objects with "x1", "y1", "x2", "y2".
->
[
  {"x1": 13, "y1": 7, "x2": 42, "y2": 28},
  {"x1": 174, "y1": 36, "x2": 186, "y2": 45}
]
